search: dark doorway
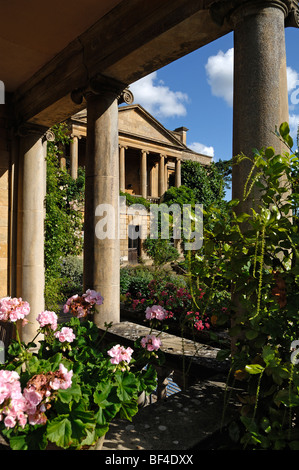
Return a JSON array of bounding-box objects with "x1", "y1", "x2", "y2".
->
[{"x1": 128, "y1": 225, "x2": 141, "y2": 264}]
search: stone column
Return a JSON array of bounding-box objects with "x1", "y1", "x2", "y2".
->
[
  {"x1": 231, "y1": 0, "x2": 292, "y2": 213},
  {"x1": 84, "y1": 77, "x2": 125, "y2": 328},
  {"x1": 119, "y1": 145, "x2": 126, "y2": 192},
  {"x1": 175, "y1": 158, "x2": 181, "y2": 187},
  {"x1": 70, "y1": 135, "x2": 78, "y2": 179},
  {"x1": 158, "y1": 154, "x2": 165, "y2": 197},
  {"x1": 164, "y1": 159, "x2": 168, "y2": 192},
  {"x1": 19, "y1": 125, "x2": 52, "y2": 343},
  {"x1": 59, "y1": 143, "x2": 67, "y2": 170},
  {"x1": 140, "y1": 150, "x2": 148, "y2": 198}
]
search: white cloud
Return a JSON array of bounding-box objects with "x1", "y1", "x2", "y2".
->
[
  {"x1": 205, "y1": 50, "x2": 299, "y2": 109},
  {"x1": 289, "y1": 113, "x2": 299, "y2": 143},
  {"x1": 189, "y1": 142, "x2": 214, "y2": 158},
  {"x1": 205, "y1": 48, "x2": 234, "y2": 107},
  {"x1": 287, "y1": 66, "x2": 299, "y2": 93},
  {"x1": 130, "y1": 72, "x2": 189, "y2": 118}
]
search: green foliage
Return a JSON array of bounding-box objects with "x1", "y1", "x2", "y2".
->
[
  {"x1": 44, "y1": 123, "x2": 85, "y2": 310},
  {"x1": 120, "y1": 266, "x2": 155, "y2": 297},
  {"x1": 45, "y1": 123, "x2": 84, "y2": 276},
  {"x1": 163, "y1": 185, "x2": 196, "y2": 207},
  {"x1": 120, "y1": 190, "x2": 151, "y2": 209},
  {"x1": 181, "y1": 159, "x2": 231, "y2": 207},
  {"x1": 193, "y1": 122, "x2": 299, "y2": 449},
  {"x1": 143, "y1": 238, "x2": 179, "y2": 268}
]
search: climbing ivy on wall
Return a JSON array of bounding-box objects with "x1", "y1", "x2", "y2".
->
[{"x1": 45, "y1": 123, "x2": 85, "y2": 309}]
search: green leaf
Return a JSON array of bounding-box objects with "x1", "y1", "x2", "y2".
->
[
  {"x1": 115, "y1": 371, "x2": 138, "y2": 402},
  {"x1": 245, "y1": 364, "x2": 264, "y2": 375},
  {"x1": 8, "y1": 434, "x2": 29, "y2": 451},
  {"x1": 118, "y1": 399, "x2": 138, "y2": 421},
  {"x1": 46, "y1": 416, "x2": 72, "y2": 449},
  {"x1": 95, "y1": 402, "x2": 120, "y2": 425},
  {"x1": 262, "y1": 345, "x2": 276, "y2": 366},
  {"x1": 57, "y1": 378, "x2": 81, "y2": 404},
  {"x1": 94, "y1": 383, "x2": 121, "y2": 424},
  {"x1": 279, "y1": 122, "x2": 293, "y2": 148},
  {"x1": 138, "y1": 365, "x2": 157, "y2": 394},
  {"x1": 245, "y1": 329, "x2": 258, "y2": 340}
]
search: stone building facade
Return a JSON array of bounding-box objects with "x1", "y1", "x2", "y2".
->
[{"x1": 66, "y1": 104, "x2": 212, "y2": 264}]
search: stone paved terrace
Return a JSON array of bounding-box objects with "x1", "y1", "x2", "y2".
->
[{"x1": 102, "y1": 375, "x2": 240, "y2": 451}]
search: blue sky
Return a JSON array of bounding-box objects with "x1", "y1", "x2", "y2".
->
[{"x1": 130, "y1": 28, "x2": 299, "y2": 175}]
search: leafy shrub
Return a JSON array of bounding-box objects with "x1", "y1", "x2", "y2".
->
[
  {"x1": 60, "y1": 256, "x2": 83, "y2": 296},
  {"x1": 120, "y1": 266, "x2": 154, "y2": 298}
]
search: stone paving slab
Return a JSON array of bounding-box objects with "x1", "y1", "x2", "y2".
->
[{"x1": 102, "y1": 376, "x2": 240, "y2": 451}]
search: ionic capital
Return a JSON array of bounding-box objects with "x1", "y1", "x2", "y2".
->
[
  {"x1": 17, "y1": 123, "x2": 55, "y2": 142},
  {"x1": 209, "y1": 0, "x2": 299, "y2": 27},
  {"x1": 285, "y1": 0, "x2": 299, "y2": 26},
  {"x1": 71, "y1": 74, "x2": 134, "y2": 105}
]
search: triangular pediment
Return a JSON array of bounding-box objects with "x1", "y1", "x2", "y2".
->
[{"x1": 118, "y1": 104, "x2": 187, "y2": 149}]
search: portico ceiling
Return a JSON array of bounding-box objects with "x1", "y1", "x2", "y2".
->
[
  {"x1": 3, "y1": 0, "x2": 231, "y2": 128},
  {"x1": 1, "y1": 0, "x2": 122, "y2": 92}
]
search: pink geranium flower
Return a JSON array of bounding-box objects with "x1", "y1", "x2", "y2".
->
[
  {"x1": 37, "y1": 311, "x2": 58, "y2": 331},
  {"x1": 145, "y1": 305, "x2": 168, "y2": 321},
  {"x1": 0, "y1": 297, "x2": 30, "y2": 323},
  {"x1": 140, "y1": 334, "x2": 162, "y2": 352},
  {"x1": 54, "y1": 327, "x2": 76, "y2": 343},
  {"x1": 107, "y1": 344, "x2": 133, "y2": 365}
]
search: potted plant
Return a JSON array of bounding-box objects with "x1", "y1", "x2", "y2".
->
[{"x1": 0, "y1": 290, "x2": 160, "y2": 450}]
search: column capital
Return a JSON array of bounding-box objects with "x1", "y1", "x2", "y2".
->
[
  {"x1": 210, "y1": 0, "x2": 299, "y2": 27},
  {"x1": 16, "y1": 123, "x2": 55, "y2": 142},
  {"x1": 71, "y1": 73, "x2": 134, "y2": 105},
  {"x1": 141, "y1": 149, "x2": 149, "y2": 155}
]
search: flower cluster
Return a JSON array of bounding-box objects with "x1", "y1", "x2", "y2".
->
[
  {"x1": 186, "y1": 311, "x2": 210, "y2": 331},
  {"x1": 0, "y1": 365, "x2": 73, "y2": 429},
  {"x1": 37, "y1": 311, "x2": 58, "y2": 331},
  {"x1": 36, "y1": 311, "x2": 75, "y2": 347},
  {"x1": 0, "y1": 297, "x2": 30, "y2": 323},
  {"x1": 54, "y1": 327, "x2": 75, "y2": 343},
  {"x1": 145, "y1": 305, "x2": 168, "y2": 321},
  {"x1": 63, "y1": 289, "x2": 103, "y2": 318},
  {"x1": 140, "y1": 334, "x2": 161, "y2": 352},
  {"x1": 107, "y1": 344, "x2": 134, "y2": 371}
]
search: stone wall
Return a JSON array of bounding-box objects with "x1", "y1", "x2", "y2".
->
[{"x1": 0, "y1": 105, "x2": 10, "y2": 297}]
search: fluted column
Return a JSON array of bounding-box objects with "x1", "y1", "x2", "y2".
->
[
  {"x1": 119, "y1": 145, "x2": 127, "y2": 192},
  {"x1": 70, "y1": 135, "x2": 79, "y2": 179},
  {"x1": 231, "y1": 0, "x2": 294, "y2": 213},
  {"x1": 158, "y1": 154, "x2": 165, "y2": 197},
  {"x1": 140, "y1": 150, "x2": 148, "y2": 198}
]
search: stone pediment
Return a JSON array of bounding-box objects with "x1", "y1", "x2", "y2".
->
[{"x1": 118, "y1": 104, "x2": 187, "y2": 149}]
